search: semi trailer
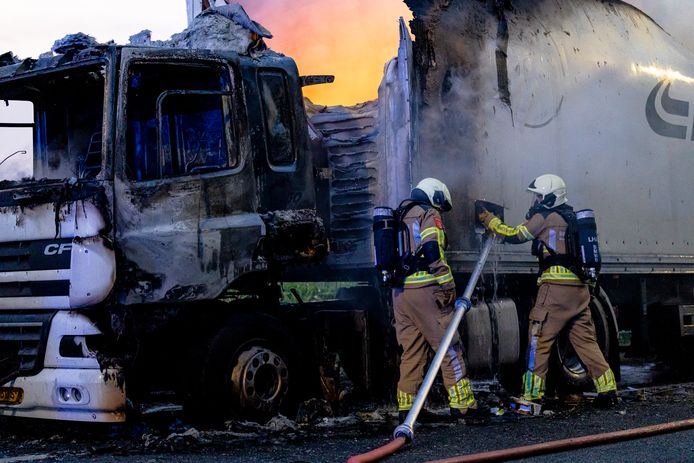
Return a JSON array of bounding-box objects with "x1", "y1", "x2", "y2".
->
[{"x1": 0, "y1": 0, "x2": 691, "y2": 423}]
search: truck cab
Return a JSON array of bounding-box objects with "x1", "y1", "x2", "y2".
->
[{"x1": 0, "y1": 43, "x2": 320, "y2": 421}]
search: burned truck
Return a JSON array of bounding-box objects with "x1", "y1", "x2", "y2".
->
[
  {"x1": 0, "y1": 8, "x2": 364, "y2": 421},
  {"x1": 0, "y1": 0, "x2": 693, "y2": 423}
]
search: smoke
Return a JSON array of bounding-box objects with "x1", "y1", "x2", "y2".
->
[{"x1": 626, "y1": 1, "x2": 694, "y2": 52}]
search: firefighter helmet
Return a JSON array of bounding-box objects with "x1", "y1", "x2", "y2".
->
[
  {"x1": 527, "y1": 174, "x2": 567, "y2": 209},
  {"x1": 413, "y1": 178, "x2": 453, "y2": 212}
]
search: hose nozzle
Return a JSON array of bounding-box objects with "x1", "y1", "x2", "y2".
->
[{"x1": 393, "y1": 423, "x2": 414, "y2": 442}]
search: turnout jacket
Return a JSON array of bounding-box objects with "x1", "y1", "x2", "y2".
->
[
  {"x1": 484, "y1": 208, "x2": 582, "y2": 286},
  {"x1": 399, "y1": 201, "x2": 455, "y2": 291}
]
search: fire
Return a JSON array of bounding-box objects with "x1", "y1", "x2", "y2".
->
[{"x1": 236, "y1": 0, "x2": 413, "y2": 106}]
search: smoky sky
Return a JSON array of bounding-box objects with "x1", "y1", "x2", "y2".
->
[{"x1": 627, "y1": 1, "x2": 694, "y2": 51}]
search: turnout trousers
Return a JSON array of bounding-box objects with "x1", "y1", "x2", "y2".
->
[
  {"x1": 394, "y1": 285, "x2": 474, "y2": 409},
  {"x1": 523, "y1": 282, "x2": 616, "y2": 400}
]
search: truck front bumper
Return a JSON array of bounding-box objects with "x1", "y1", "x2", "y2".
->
[{"x1": 0, "y1": 367, "x2": 125, "y2": 422}]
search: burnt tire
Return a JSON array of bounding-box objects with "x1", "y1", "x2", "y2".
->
[
  {"x1": 198, "y1": 313, "x2": 296, "y2": 422},
  {"x1": 552, "y1": 287, "x2": 621, "y2": 391}
]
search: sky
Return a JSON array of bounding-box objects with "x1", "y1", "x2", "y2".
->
[
  {"x1": 0, "y1": 1, "x2": 689, "y2": 106},
  {"x1": 0, "y1": 0, "x2": 411, "y2": 106}
]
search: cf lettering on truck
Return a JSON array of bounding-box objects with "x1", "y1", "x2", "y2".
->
[{"x1": 44, "y1": 243, "x2": 73, "y2": 256}]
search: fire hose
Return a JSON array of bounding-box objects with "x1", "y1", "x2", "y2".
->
[
  {"x1": 425, "y1": 417, "x2": 694, "y2": 463},
  {"x1": 347, "y1": 233, "x2": 495, "y2": 463}
]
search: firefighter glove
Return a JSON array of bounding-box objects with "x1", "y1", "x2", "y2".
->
[{"x1": 478, "y1": 209, "x2": 496, "y2": 228}]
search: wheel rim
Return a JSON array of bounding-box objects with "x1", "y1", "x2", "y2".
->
[{"x1": 232, "y1": 346, "x2": 289, "y2": 414}]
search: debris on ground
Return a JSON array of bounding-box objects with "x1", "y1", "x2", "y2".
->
[
  {"x1": 264, "y1": 415, "x2": 299, "y2": 433},
  {"x1": 141, "y1": 404, "x2": 184, "y2": 416},
  {"x1": 296, "y1": 398, "x2": 334, "y2": 425},
  {"x1": 1, "y1": 380, "x2": 693, "y2": 461}
]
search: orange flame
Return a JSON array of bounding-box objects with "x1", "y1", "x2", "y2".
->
[{"x1": 237, "y1": 0, "x2": 412, "y2": 106}]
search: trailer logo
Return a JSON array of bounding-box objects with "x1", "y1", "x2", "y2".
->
[
  {"x1": 646, "y1": 80, "x2": 691, "y2": 140},
  {"x1": 44, "y1": 243, "x2": 72, "y2": 256}
]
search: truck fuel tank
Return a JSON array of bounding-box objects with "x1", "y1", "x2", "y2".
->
[{"x1": 462, "y1": 297, "x2": 519, "y2": 371}]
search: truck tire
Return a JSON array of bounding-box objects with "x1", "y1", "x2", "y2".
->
[
  {"x1": 553, "y1": 287, "x2": 621, "y2": 390},
  {"x1": 199, "y1": 313, "x2": 297, "y2": 422}
]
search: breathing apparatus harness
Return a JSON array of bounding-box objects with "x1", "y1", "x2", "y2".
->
[
  {"x1": 373, "y1": 197, "x2": 445, "y2": 287},
  {"x1": 528, "y1": 204, "x2": 601, "y2": 284}
]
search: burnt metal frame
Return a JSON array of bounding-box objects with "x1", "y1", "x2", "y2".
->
[{"x1": 155, "y1": 89, "x2": 236, "y2": 179}]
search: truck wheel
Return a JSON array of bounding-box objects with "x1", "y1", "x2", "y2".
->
[
  {"x1": 553, "y1": 288, "x2": 620, "y2": 390},
  {"x1": 200, "y1": 314, "x2": 296, "y2": 422}
]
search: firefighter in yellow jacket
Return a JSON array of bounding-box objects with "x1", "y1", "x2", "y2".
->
[
  {"x1": 479, "y1": 174, "x2": 618, "y2": 406},
  {"x1": 394, "y1": 178, "x2": 479, "y2": 422}
]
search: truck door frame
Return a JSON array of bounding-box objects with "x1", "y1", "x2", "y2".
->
[
  {"x1": 113, "y1": 47, "x2": 262, "y2": 304},
  {"x1": 239, "y1": 58, "x2": 316, "y2": 213}
]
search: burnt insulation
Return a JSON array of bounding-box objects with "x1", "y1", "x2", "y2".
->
[{"x1": 307, "y1": 101, "x2": 379, "y2": 266}]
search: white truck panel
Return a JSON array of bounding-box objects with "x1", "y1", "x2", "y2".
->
[
  {"x1": 0, "y1": 200, "x2": 105, "y2": 243},
  {"x1": 396, "y1": 0, "x2": 694, "y2": 273}
]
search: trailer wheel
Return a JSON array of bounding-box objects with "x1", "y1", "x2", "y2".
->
[
  {"x1": 199, "y1": 314, "x2": 296, "y2": 422},
  {"x1": 553, "y1": 287, "x2": 620, "y2": 390}
]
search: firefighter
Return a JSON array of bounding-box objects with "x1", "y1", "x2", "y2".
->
[
  {"x1": 479, "y1": 174, "x2": 618, "y2": 407},
  {"x1": 394, "y1": 178, "x2": 480, "y2": 422}
]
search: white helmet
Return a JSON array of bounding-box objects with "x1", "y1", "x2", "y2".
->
[
  {"x1": 527, "y1": 174, "x2": 567, "y2": 209},
  {"x1": 413, "y1": 178, "x2": 453, "y2": 211}
]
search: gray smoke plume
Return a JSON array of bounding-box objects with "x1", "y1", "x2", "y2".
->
[{"x1": 626, "y1": 0, "x2": 694, "y2": 52}]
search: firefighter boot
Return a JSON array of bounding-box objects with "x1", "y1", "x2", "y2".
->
[
  {"x1": 594, "y1": 390, "x2": 619, "y2": 408},
  {"x1": 510, "y1": 370, "x2": 544, "y2": 415},
  {"x1": 593, "y1": 369, "x2": 618, "y2": 408},
  {"x1": 397, "y1": 390, "x2": 412, "y2": 424},
  {"x1": 448, "y1": 378, "x2": 488, "y2": 422},
  {"x1": 521, "y1": 370, "x2": 545, "y2": 402}
]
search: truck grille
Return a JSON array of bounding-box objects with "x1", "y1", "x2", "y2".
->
[
  {"x1": 0, "y1": 312, "x2": 54, "y2": 384},
  {"x1": 0, "y1": 239, "x2": 72, "y2": 273}
]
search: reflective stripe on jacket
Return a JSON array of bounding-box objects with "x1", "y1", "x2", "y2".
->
[
  {"x1": 485, "y1": 210, "x2": 582, "y2": 286},
  {"x1": 400, "y1": 203, "x2": 454, "y2": 290},
  {"x1": 538, "y1": 265, "x2": 580, "y2": 284}
]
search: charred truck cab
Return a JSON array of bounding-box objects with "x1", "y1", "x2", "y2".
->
[
  {"x1": 0, "y1": 51, "x2": 123, "y2": 420},
  {"x1": 0, "y1": 43, "x2": 327, "y2": 422}
]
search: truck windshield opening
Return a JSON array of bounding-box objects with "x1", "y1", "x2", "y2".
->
[
  {"x1": 0, "y1": 65, "x2": 105, "y2": 188},
  {"x1": 0, "y1": 100, "x2": 33, "y2": 183}
]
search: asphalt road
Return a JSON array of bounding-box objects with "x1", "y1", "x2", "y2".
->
[{"x1": 0, "y1": 380, "x2": 692, "y2": 463}]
